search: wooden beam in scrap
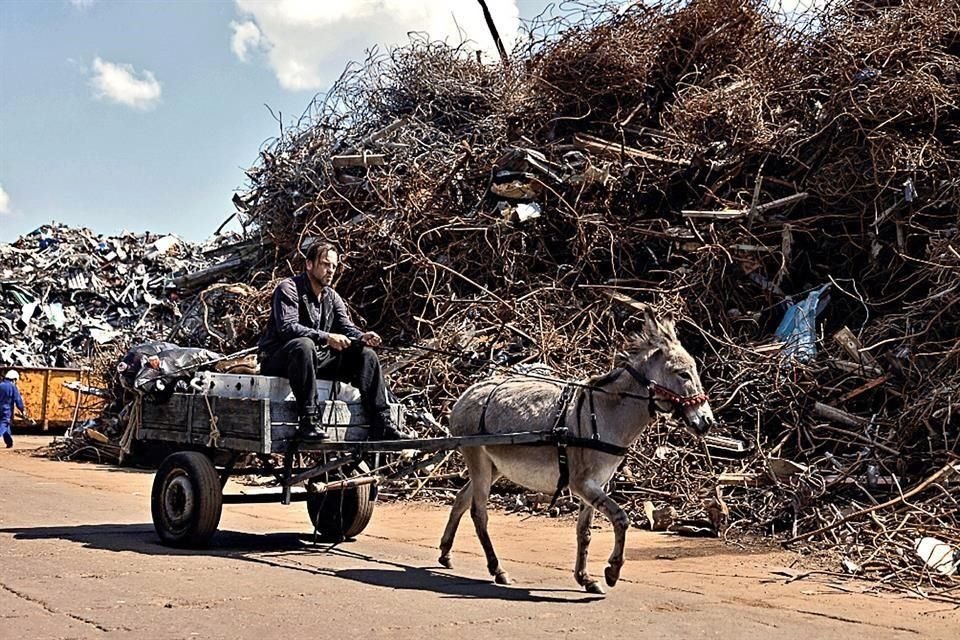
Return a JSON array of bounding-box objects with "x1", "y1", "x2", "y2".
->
[
  {"x1": 331, "y1": 153, "x2": 386, "y2": 168},
  {"x1": 573, "y1": 133, "x2": 690, "y2": 166},
  {"x1": 605, "y1": 290, "x2": 649, "y2": 314},
  {"x1": 682, "y1": 192, "x2": 809, "y2": 220}
]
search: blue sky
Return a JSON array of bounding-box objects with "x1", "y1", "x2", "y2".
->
[{"x1": 0, "y1": 0, "x2": 553, "y2": 243}]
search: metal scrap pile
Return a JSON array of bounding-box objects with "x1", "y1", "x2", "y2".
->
[
  {"x1": 223, "y1": 0, "x2": 958, "y2": 599},
  {"x1": 0, "y1": 223, "x2": 205, "y2": 368},
  {"x1": 0, "y1": 223, "x2": 266, "y2": 376}
]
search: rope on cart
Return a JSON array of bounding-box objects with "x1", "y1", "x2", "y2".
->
[
  {"x1": 118, "y1": 393, "x2": 143, "y2": 463},
  {"x1": 202, "y1": 392, "x2": 221, "y2": 448}
]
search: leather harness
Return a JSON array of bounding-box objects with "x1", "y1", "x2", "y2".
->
[
  {"x1": 545, "y1": 384, "x2": 630, "y2": 509},
  {"x1": 475, "y1": 363, "x2": 708, "y2": 510}
]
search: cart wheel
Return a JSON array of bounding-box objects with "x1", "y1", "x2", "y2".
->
[
  {"x1": 151, "y1": 451, "x2": 223, "y2": 548},
  {"x1": 306, "y1": 466, "x2": 376, "y2": 542}
]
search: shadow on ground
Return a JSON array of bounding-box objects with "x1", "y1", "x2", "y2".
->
[{"x1": 1, "y1": 523, "x2": 602, "y2": 603}]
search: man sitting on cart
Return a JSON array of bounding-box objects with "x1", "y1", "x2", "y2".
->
[{"x1": 258, "y1": 240, "x2": 409, "y2": 441}]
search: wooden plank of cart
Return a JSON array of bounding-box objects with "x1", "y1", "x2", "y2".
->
[{"x1": 137, "y1": 371, "x2": 556, "y2": 548}]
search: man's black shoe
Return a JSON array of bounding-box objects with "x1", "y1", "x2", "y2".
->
[
  {"x1": 297, "y1": 415, "x2": 329, "y2": 441},
  {"x1": 369, "y1": 424, "x2": 410, "y2": 441},
  {"x1": 369, "y1": 409, "x2": 414, "y2": 441}
]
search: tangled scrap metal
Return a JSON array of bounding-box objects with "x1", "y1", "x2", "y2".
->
[{"x1": 20, "y1": 0, "x2": 959, "y2": 601}]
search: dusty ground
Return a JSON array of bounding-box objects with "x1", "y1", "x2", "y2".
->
[{"x1": 1, "y1": 436, "x2": 956, "y2": 640}]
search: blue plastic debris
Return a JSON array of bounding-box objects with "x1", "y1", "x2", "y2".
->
[
  {"x1": 903, "y1": 178, "x2": 916, "y2": 203},
  {"x1": 774, "y1": 283, "x2": 831, "y2": 363},
  {"x1": 852, "y1": 67, "x2": 879, "y2": 84}
]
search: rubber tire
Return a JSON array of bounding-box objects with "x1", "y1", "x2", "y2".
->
[
  {"x1": 151, "y1": 451, "x2": 223, "y2": 548},
  {"x1": 306, "y1": 477, "x2": 376, "y2": 542}
]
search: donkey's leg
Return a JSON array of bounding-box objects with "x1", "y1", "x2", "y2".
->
[
  {"x1": 579, "y1": 481, "x2": 629, "y2": 588},
  {"x1": 438, "y1": 479, "x2": 472, "y2": 568},
  {"x1": 574, "y1": 501, "x2": 604, "y2": 594},
  {"x1": 465, "y1": 452, "x2": 511, "y2": 585}
]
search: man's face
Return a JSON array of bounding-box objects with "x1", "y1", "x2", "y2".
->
[{"x1": 308, "y1": 250, "x2": 339, "y2": 287}]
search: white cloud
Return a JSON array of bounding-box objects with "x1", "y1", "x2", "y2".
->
[
  {"x1": 0, "y1": 184, "x2": 10, "y2": 215},
  {"x1": 232, "y1": 0, "x2": 520, "y2": 91},
  {"x1": 69, "y1": 0, "x2": 97, "y2": 8},
  {"x1": 775, "y1": 0, "x2": 829, "y2": 15},
  {"x1": 90, "y1": 57, "x2": 162, "y2": 110},
  {"x1": 231, "y1": 20, "x2": 264, "y2": 62}
]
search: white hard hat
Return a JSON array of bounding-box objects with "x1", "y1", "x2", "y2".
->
[{"x1": 4, "y1": 369, "x2": 18, "y2": 380}]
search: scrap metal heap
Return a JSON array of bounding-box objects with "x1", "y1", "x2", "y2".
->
[
  {"x1": 231, "y1": 0, "x2": 959, "y2": 598},
  {"x1": 2, "y1": 1, "x2": 956, "y2": 599},
  {"x1": 1, "y1": 222, "x2": 270, "y2": 360},
  {"x1": 1, "y1": 224, "x2": 211, "y2": 367}
]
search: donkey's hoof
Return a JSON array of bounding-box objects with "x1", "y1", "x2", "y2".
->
[
  {"x1": 438, "y1": 555, "x2": 452, "y2": 569},
  {"x1": 494, "y1": 571, "x2": 512, "y2": 585},
  {"x1": 584, "y1": 580, "x2": 605, "y2": 595},
  {"x1": 604, "y1": 565, "x2": 621, "y2": 587}
]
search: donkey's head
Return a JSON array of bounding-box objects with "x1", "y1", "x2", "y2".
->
[{"x1": 623, "y1": 308, "x2": 715, "y2": 436}]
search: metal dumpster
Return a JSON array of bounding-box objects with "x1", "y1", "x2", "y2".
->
[{"x1": 13, "y1": 367, "x2": 104, "y2": 430}]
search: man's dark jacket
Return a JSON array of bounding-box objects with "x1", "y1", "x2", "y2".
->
[{"x1": 258, "y1": 273, "x2": 363, "y2": 357}]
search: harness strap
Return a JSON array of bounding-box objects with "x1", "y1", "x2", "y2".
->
[
  {"x1": 481, "y1": 361, "x2": 704, "y2": 512},
  {"x1": 552, "y1": 384, "x2": 576, "y2": 432},
  {"x1": 547, "y1": 386, "x2": 630, "y2": 510},
  {"x1": 548, "y1": 385, "x2": 576, "y2": 510},
  {"x1": 623, "y1": 364, "x2": 657, "y2": 416},
  {"x1": 477, "y1": 378, "x2": 514, "y2": 435},
  {"x1": 555, "y1": 431, "x2": 628, "y2": 457},
  {"x1": 622, "y1": 363, "x2": 709, "y2": 410},
  {"x1": 588, "y1": 386, "x2": 600, "y2": 440}
]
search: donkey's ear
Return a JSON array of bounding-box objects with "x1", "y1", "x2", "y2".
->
[
  {"x1": 642, "y1": 307, "x2": 659, "y2": 337},
  {"x1": 659, "y1": 311, "x2": 678, "y2": 341},
  {"x1": 643, "y1": 307, "x2": 675, "y2": 342}
]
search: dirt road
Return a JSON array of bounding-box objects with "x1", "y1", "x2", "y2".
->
[{"x1": 1, "y1": 437, "x2": 955, "y2": 639}]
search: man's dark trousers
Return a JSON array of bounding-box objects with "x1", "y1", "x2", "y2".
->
[{"x1": 260, "y1": 337, "x2": 390, "y2": 427}]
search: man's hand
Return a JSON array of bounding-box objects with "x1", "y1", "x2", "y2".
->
[
  {"x1": 326, "y1": 333, "x2": 352, "y2": 351},
  {"x1": 361, "y1": 331, "x2": 382, "y2": 348}
]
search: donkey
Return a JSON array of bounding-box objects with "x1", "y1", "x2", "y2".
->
[{"x1": 438, "y1": 308, "x2": 714, "y2": 594}]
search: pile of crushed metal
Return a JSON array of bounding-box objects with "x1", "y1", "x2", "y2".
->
[
  {"x1": 0, "y1": 223, "x2": 271, "y2": 374},
  {"x1": 14, "y1": 0, "x2": 960, "y2": 600},
  {"x1": 1, "y1": 223, "x2": 204, "y2": 367}
]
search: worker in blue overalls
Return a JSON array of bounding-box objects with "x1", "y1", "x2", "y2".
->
[{"x1": 0, "y1": 369, "x2": 29, "y2": 448}]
